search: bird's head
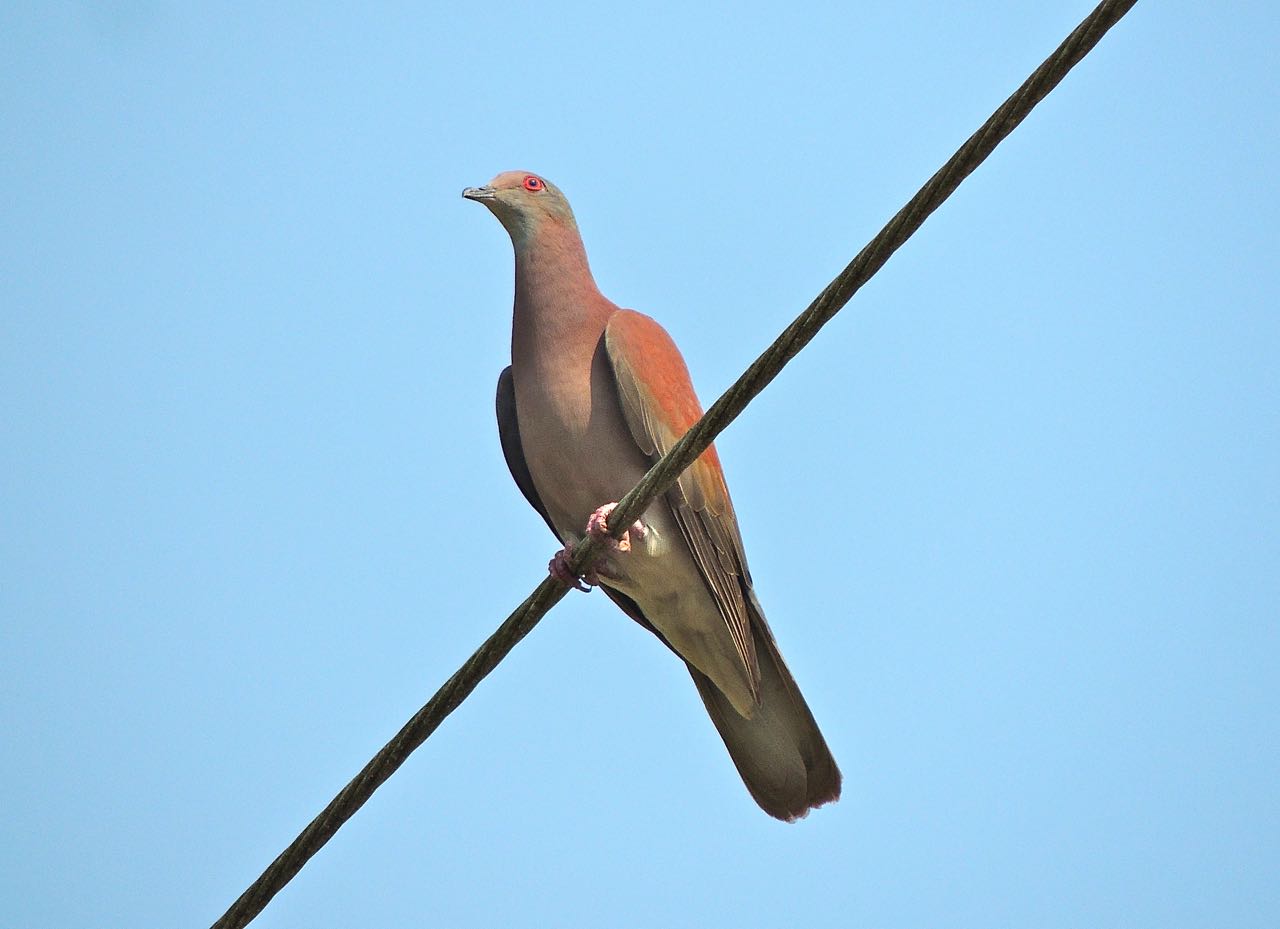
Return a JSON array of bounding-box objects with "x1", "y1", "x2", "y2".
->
[{"x1": 462, "y1": 171, "x2": 578, "y2": 245}]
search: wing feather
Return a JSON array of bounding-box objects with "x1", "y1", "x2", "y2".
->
[
  {"x1": 495, "y1": 366, "x2": 558, "y2": 538},
  {"x1": 603, "y1": 310, "x2": 760, "y2": 695}
]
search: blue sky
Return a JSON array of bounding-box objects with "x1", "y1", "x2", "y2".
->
[{"x1": 3, "y1": 2, "x2": 1278, "y2": 927}]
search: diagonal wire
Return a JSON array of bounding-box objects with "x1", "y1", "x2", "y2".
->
[{"x1": 210, "y1": 2, "x2": 1139, "y2": 926}]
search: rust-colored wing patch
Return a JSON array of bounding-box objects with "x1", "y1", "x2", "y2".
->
[{"x1": 603, "y1": 310, "x2": 759, "y2": 695}]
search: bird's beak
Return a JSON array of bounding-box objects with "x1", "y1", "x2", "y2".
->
[{"x1": 462, "y1": 185, "x2": 497, "y2": 202}]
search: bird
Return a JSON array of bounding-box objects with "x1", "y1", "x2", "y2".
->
[{"x1": 463, "y1": 171, "x2": 840, "y2": 821}]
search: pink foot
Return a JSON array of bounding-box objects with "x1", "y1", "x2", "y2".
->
[
  {"x1": 548, "y1": 548, "x2": 598, "y2": 592},
  {"x1": 545, "y1": 503, "x2": 647, "y2": 592},
  {"x1": 585, "y1": 502, "x2": 647, "y2": 553}
]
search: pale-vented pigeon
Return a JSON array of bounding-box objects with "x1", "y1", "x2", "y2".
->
[{"x1": 464, "y1": 171, "x2": 840, "y2": 821}]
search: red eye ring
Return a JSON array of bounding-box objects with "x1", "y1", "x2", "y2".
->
[{"x1": 522, "y1": 175, "x2": 544, "y2": 192}]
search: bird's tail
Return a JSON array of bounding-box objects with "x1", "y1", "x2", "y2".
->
[{"x1": 688, "y1": 594, "x2": 841, "y2": 822}]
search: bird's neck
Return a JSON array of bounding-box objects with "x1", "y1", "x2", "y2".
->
[{"x1": 511, "y1": 219, "x2": 612, "y2": 362}]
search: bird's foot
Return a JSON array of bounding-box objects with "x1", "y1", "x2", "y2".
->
[
  {"x1": 586, "y1": 502, "x2": 648, "y2": 553},
  {"x1": 548, "y1": 548, "x2": 599, "y2": 593},
  {"x1": 546, "y1": 504, "x2": 646, "y2": 592}
]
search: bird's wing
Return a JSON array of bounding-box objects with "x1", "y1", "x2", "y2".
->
[
  {"x1": 603, "y1": 309, "x2": 760, "y2": 694},
  {"x1": 495, "y1": 365, "x2": 558, "y2": 538}
]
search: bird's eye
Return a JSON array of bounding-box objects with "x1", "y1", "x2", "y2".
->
[{"x1": 523, "y1": 175, "x2": 544, "y2": 192}]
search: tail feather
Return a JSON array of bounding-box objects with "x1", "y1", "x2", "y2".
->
[
  {"x1": 689, "y1": 596, "x2": 841, "y2": 821},
  {"x1": 601, "y1": 583, "x2": 840, "y2": 820}
]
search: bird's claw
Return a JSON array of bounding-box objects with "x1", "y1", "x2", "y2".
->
[
  {"x1": 549, "y1": 549, "x2": 597, "y2": 592},
  {"x1": 586, "y1": 502, "x2": 647, "y2": 553},
  {"x1": 546, "y1": 503, "x2": 645, "y2": 591}
]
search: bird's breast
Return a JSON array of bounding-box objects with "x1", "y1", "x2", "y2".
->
[{"x1": 512, "y1": 336, "x2": 651, "y2": 543}]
